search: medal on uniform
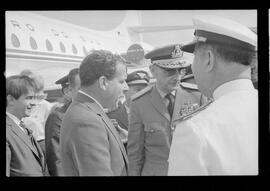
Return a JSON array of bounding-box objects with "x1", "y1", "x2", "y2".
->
[{"x1": 179, "y1": 102, "x2": 199, "y2": 118}]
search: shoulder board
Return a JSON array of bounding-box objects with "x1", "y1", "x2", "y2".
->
[
  {"x1": 180, "y1": 82, "x2": 198, "y2": 90},
  {"x1": 180, "y1": 99, "x2": 213, "y2": 121},
  {"x1": 131, "y1": 85, "x2": 153, "y2": 101}
]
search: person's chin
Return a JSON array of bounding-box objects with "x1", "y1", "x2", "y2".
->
[{"x1": 24, "y1": 108, "x2": 33, "y2": 116}]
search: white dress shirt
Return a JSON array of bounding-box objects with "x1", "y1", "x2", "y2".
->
[
  {"x1": 156, "y1": 84, "x2": 176, "y2": 110},
  {"x1": 168, "y1": 79, "x2": 258, "y2": 175}
]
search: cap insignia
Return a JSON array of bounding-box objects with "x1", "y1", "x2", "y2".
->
[
  {"x1": 171, "y1": 44, "x2": 183, "y2": 58},
  {"x1": 137, "y1": 72, "x2": 146, "y2": 79}
]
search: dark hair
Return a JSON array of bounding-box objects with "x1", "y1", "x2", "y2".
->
[
  {"x1": 20, "y1": 69, "x2": 34, "y2": 77},
  {"x1": 68, "y1": 68, "x2": 80, "y2": 88},
  {"x1": 79, "y1": 50, "x2": 127, "y2": 87},
  {"x1": 20, "y1": 69, "x2": 45, "y2": 92},
  {"x1": 6, "y1": 75, "x2": 36, "y2": 106},
  {"x1": 196, "y1": 42, "x2": 255, "y2": 66}
]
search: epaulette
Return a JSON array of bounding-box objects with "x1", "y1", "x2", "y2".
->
[
  {"x1": 180, "y1": 82, "x2": 198, "y2": 90},
  {"x1": 131, "y1": 85, "x2": 153, "y2": 101},
  {"x1": 179, "y1": 99, "x2": 213, "y2": 121}
]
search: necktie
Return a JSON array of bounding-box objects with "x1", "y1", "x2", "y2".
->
[
  {"x1": 19, "y1": 121, "x2": 38, "y2": 154},
  {"x1": 165, "y1": 93, "x2": 174, "y2": 118}
]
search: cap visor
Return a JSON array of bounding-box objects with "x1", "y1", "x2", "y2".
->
[
  {"x1": 181, "y1": 42, "x2": 196, "y2": 53},
  {"x1": 127, "y1": 80, "x2": 148, "y2": 85}
]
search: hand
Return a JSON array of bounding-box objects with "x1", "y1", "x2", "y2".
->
[{"x1": 111, "y1": 119, "x2": 128, "y2": 144}]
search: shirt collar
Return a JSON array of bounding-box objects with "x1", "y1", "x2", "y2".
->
[
  {"x1": 213, "y1": 79, "x2": 254, "y2": 100},
  {"x1": 78, "y1": 90, "x2": 105, "y2": 111},
  {"x1": 155, "y1": 84, "x2": 176, "y2": 99},
  {"x1": 6, "y1": 112, "x2": 26, "y2": 132},
  {"x1": 6, "y1": 112, "x2": 21, "y2": 125}
]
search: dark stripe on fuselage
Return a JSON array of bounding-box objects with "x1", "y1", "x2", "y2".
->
[
  {"x1": 6, "y1": 53, "x2": 82, "y2": 63},
  {"x1": 6, "y1": 48, "x2": 85, "y2": 60}
]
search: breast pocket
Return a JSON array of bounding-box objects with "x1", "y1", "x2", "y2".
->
[{"x1": 144, "y1": 122, "x2": 169, "y2": 147}]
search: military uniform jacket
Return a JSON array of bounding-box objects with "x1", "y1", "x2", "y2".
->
[
  {"x1": 45, "y1": 104, "x2": 66, "y2": 176},
  {"x1": 168, "y1": 79, "x2": 258, "y2": 175},
  {"x1": 6, "y1": 115, "x2": 47, "y2": 176},
  {"x1": 127, "y1": 83, "x2": 206, "y2": 176},
  {"x1": 60, "y1": 92, "x2": 128, "y2": 176}
]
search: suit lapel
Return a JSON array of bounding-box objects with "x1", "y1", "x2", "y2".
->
[
  {"x1": 76, "y1": 92, "x2": 129, "y2": 167},
  {"x1": 149, "y1": 86, "x2": 170, "y2": 122},
  {"x1": 99, "y1": 111, "x2": 129, "y2": 163},
  {"x1": 32, "y1": 136, "x2": 46, "y2": 171},
  {"x1": 6, "y1": 116, "x2": 40, "y2": 159}
]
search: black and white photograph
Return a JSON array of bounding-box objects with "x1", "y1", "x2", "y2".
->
[{"x1": 5, "y1": 10, "x2": 262, "y2": 177}]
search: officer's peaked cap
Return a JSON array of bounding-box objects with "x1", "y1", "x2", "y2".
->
[
  {"x1": 126, "y1": 70, "x2": 150, "y2": 85},
  {"x1": 145, "y1": 44, "x2": 189, "y2": 69},
  {"x1": 181, "y1": 15, "x2": 257, "y2": 53}
]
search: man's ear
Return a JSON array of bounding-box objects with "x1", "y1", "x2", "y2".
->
[
  {"x1": 7, "y1": 95, "x2": 15, "y2": 106},
  {"x1": 205, "y1": 49, "x2": 215, "y2": 72},
  {"x1": 149, "y1": 65, "x2": 155, "y2": 76},
  {"x1": 98, "y1": 76, "x2": 108, "y2": 91}
]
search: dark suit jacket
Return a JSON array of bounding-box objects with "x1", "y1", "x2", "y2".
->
[
  {"x1": 60, "y1": 92, "x2": 128, "y2": 176},
  {"x1": 6, "y1": 115, "x2": 47, "y2": 176},
  {"x1": 45, "y1": 103, "x2": 69, "y2": 176}
]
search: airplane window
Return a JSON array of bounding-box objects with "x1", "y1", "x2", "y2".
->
[
  {"x1": 30, "y1": 36, "x2": 38, "y2": 50},
  {"x1": 46, "y1": 39, "x2": 53, "y2": 51},
  {"x1": 72, "y1": 44, "x2": 78, "y2": 54},
  {"x1": 83, "y1": 46, "x2": 88, "y2": 56},
  {"x1": 60, "y1": 42, "x2": 66, "y2": 53},
  {"x1": 11, "y1": 33, "x2": 20, "y2": 48}
]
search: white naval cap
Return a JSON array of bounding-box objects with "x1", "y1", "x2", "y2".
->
[{"x1": 181, "y1": 15, "x2": 257, "y2": 53}]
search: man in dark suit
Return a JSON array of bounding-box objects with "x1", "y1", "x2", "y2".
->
[
  {"x1": 6, "y1": 75, "x2": 47, "y2": 176},
  {"x1": 60, "y1": 50, "x2": 129, "y2": 176},
  {"x1": 45, "y1": 68, "x2": 80, "y2": 176}
]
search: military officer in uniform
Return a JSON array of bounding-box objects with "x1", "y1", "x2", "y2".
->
[
  {"x1": 127, "y1": 44, "x2": 207, "y2": 176},
  {"x1": 168, "y1": 15, "x2": 258, "y2": 175}
]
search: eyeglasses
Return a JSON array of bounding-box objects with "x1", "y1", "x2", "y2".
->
[{"x1": 156, "y1": 65, "x2": 182, "y2": 76}]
